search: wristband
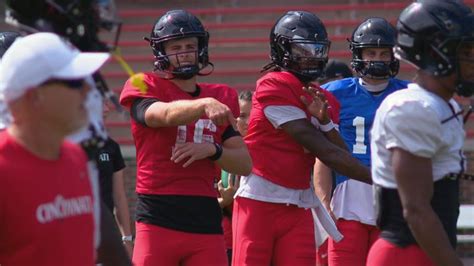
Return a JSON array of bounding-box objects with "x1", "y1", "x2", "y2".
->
[
  {"x1": 320, "y1": 120, "x2": 336, "y2": 132},
  {"x1": 208, "y1": 143, "x2": 223, "y2": 161},
  {"x1": 122, "y1": 235, "x2": 133, "y2": 242}
]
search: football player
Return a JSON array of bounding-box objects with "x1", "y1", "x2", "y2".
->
[
  {"x1": 232, "y1": 11, "x2": 371, "y2": 266},
  {"x1": 314, "y1": 17, "x2": 409, "y2": 266},
  {"x1": 368, "y1": 1, "x2": 474, "y2": 265},
  {"x1": 119, "y1": 9, "x2": 252, "y2": 266}
]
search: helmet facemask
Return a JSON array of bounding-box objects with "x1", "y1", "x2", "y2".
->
[
  {"x1": 278, "y1": 37, "x2": 330, "y2": 82},
  {"x1": 266, "y1": 11, "x2": 330, "y2": 83},
  {"x1": 455, "y1": 39, "x2": 474, "y2": 96},
  {"x1": 146, "y1": 10, "x2": 212, "y2": 80},
  {"x1": 150, "y1": 34, "x2": 210, "y2": 80},
  {"x1": 155, "y1": 48, "x2": 201, "y2": 80},
  {"x1": 349, "y1": 17, "x2": 399, "y2": 80},
  {"x1": 351, "y1": 46, "x2": 399, "y2": 80}
]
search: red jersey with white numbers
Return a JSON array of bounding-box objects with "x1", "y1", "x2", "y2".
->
[
  {"x1": 245, "y1": 71, "x2": 340, "y2": 189},
  {"x1": 120, "y1": 73, "x2": 239, "y2": 197},
  {"x1": 0, "y1": 131, "x2": 95, "y2": 266}
]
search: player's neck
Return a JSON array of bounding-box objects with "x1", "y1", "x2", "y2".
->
[
  {"x1": 416, "y1": 72, "x2": 455, "y2": 101},
  {"x1": 7, "y1": 123, "x2": 64, "y2": 160},
  {"x1": 170, "y1": 76, "x2": 198, "y2": 93},
  {"x1": 361, "y1": 76, "x2": 388, "y2": 86},
  {"x1": 359, "y1": 78, "x2": 388, "y2": 92}
]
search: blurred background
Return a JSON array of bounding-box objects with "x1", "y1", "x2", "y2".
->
[{"x1": 1, "y1": 0, "x2": 473, "y2": 261}]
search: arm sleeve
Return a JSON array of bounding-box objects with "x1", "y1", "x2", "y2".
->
[
  {"x1": 222, "y1": 125, "x2": 241, "y2": 141},
  {"x1": 130, "y1": 98, "x2": 158, "y2": 126},
  {"x1": 383, "y1": 101, "x2": 442, "y2": 158},
  {"x1": 264, "y1": 105, "x2": 307, "y2": 128}
]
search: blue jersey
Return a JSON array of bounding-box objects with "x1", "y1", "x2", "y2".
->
[{"x1": 322, "y1": 77, "x2": 409, "y2": 185}]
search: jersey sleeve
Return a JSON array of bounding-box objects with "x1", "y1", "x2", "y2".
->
[
  {"x1": 255, "y1": 77, "x2": 303, "y2": 109},
  {"x1": 110, "y1": 139, "x2": 126, "y2": 172},
  {"x1": 119, "y1": 72, "x2": 160, "y2": 109},
  {"x1": 383, "y1": 100, "x2": 442, "y2": 158},
  {"x1": 264, "y1": 105, "x2": 307, "y2": 128}
]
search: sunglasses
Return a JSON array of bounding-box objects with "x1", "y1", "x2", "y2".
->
[{"x1": 42, "y1": 79, "x2": 86, "y2": 90}]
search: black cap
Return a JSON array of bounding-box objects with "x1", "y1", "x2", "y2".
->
[{"x1": 321, "y1": 59, "x2": 353, "y2": 82}]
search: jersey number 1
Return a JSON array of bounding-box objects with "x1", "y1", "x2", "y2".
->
[{"x1": 352, "y1": 116, "x2": 367, "y2": 154}]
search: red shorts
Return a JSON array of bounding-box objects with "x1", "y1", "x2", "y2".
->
[
  {"x1": 132, "y1": 222, "x2": 227, "y2": 266},
  {"x1": 232, "y1": 197, "x2": 315, "y2": 266},
  {"x1": 328, "y1": 219, "x2": 380, "y2": 266},
  {"x1": 367, "y1": 238, "x2": 435, "y2": 266},
  {"x1": 316, "y1": 239, "x2": 328, "y2": 266}
]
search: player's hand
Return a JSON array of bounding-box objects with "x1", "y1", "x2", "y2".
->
[
  {"x1": 301, "y1": 86, "x2": 330, "y2": 124},
  {"x1": 217, "y1": 176, "x2": 239, "y2": 207},
  {"x1": 171, "y1": 142, "x2": 215, "y2": 167},
  {"x1": 123, "y1": 241, "x2": 133, "y2": 259},
  {"x1": 203, "y1": 98, "x2": 237, "y2": 128}
]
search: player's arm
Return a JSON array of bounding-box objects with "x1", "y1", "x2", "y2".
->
[
  {"x1": 132, "y1": 97, "x2": 235, "y2": 128},
  {"x1": 170, "y1": 126, "x2": 251, "y2": 176},
  {"x1": 319, "y1": 122, "x2": 347, "y2": 150},
  {"x1": 216, "y1": 134, "x2": 252, "y2": 176},
  {"x1": 96, "y1": 201, "x2": 132, "y2": 265},
  {"x1": 281, "y1": 118, "x2": 371, "y2": 184},
  {"x1": 313, "y1": 158, "x2": 334, "y2": 214},
  {"x1": 392, "y1": 148, "x2": 462, "y2": 266},
  {"x1": 112, "y1": 169, "x2": 133, "y2": 257}
]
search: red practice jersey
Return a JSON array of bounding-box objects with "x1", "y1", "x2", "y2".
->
[
  {"x1": 120, "y1": 73, "x2": 239, "y2": 197},
  {"x1": 245, "y1": 71, "x2": 340, "y2": 189},
  {"x1": 0, "y1": 131, "x2": 95, "y2": 266}
]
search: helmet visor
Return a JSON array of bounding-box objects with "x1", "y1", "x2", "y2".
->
[{"x1": 290, "y1": 42, "x2": 329, "y2": 59}]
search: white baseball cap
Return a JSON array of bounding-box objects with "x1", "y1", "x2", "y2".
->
[{"x1": 0, "y1": 32, "x2": 110, "y2": 103}]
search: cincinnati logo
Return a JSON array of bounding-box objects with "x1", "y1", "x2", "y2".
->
[{"x1": 36, "y1": 195, "x2": 93, "y2": 224}]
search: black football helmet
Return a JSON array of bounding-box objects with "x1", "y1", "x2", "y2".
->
[
  {"x1": 350, "y1": 17, "x2": 399, "y2": 80},
  {"x1": 0, "y1": 31, "x2": 21, "y2": 58},
  {"x1": 395, "y1": 0, "x2": 474, "y2": 96},
  {"x1": 268, "y1": 11, "x2": 330, "y2": 83},
  {"x1": 146, "y1": 9, "x2": 211, "y2": 80},
  {"x1": 5, "y1": 0, "x2": 121, "y2": 52}
]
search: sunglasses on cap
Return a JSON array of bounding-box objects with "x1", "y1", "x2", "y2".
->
[{"x1": 41, "y1": 79, "x2": 86, "y2": 90}]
